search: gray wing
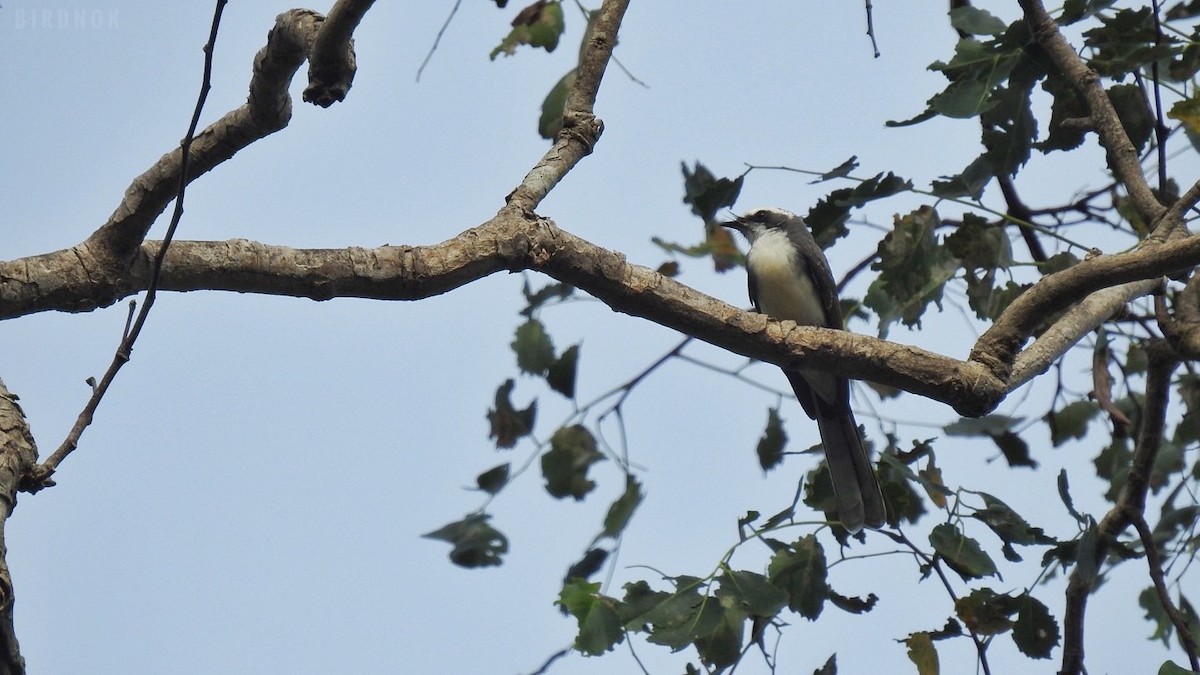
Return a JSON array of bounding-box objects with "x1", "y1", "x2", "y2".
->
[{"x1": 787, "y1": 228, "x2": 843, "y2": 330}]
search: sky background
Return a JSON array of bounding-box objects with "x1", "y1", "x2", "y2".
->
[{"x1": 0, "y1": 1, "x2": 1193, "y2": 673}]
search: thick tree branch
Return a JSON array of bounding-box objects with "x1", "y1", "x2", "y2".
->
[
  {"x1": 1161, "y1": 268, "x2": 1200, "y2": 357},
  {"x1": 1006, "y1": 278, "x2": 1160, "y2": 390},
  {"x1": 14, "y1": 199, "x2": 1200, "y2": 420},
  {"x1": 79, "y1": 8, "x2": 355, "y2": 273},
  {"x1": 304, "y1": 0, "x2": 373, "y2": 106},
  {"x1": 1017, "y1": 0, "x2": 1166, "y2": 225},
  {"x1": 506, "y1": 0, "x2": 630, "y2": 210},
  {"x1": 0, "y1": 381, "x2": 38, "y2": 674},
  {"x1": 971, "y1": 230, "x2": 1200, "y2": 379},
  {"x1": 2, "y1": 212, "x2": 1004, "y2": 423}
]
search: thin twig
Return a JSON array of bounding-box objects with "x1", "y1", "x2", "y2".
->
[
  {"x1": 1128, "y1": 510, "x2": 1200, "y2": 671},
  {"x1": 877, "y1": 527, "x2": 993, "y2": 675},
  {"x1": 863, "y1": 0, "x2": 880, "y2": 58},
  {"x1": 416, "y1": 0, "x2": 461, "y2": 82},
  {"x1": 31, "y1": 0, "x2": 229, "y2": 483}
]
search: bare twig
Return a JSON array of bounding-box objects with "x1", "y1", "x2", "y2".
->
[
  {"x1": 416, "y1": 0, "x2": 462, "y2": 81},
  {"x1": 863, "y1": 0, "x2": 880, "y2": 58},
  {"x1": 877, "y1": 528, "x2": 993, "y2": 675},
  {"x1": 29, "y1": 1, "x2": 231, "y2": 485},
  {"x1": 1129, "y1": 510, "x2": 1200, "y2": 671}
]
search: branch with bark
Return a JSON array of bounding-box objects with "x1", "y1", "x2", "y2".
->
[{"x1": 0, "y1": 1, "x2": 1198, "y2": 672}]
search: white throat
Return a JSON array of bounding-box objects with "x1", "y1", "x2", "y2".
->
[{"x1": 746, "y1": 229, "x2": 825, "y2": 327}]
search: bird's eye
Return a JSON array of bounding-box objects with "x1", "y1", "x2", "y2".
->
[{"x1": 752, "y1": 209, "x2": 768, "y2": 219}]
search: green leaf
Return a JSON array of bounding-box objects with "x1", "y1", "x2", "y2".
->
[
  {"x1": 547, "y1": 344, "x2": 580, "y2": 398},
  {"x1": 757, "y1": 406, "x2": 788, "y2": 471},
  {"x1": 1041, "y1": 251, "x2": 1080, "y2": 274},
  {"x1": 1168, "y1": 96, "x2": 1200, "y2": 152},
  {"x1": 1140, "y1": 586, "x2": 1174, "y2": 645},
  {"x1": 558, "y1": 579, "x2": 624, "y2": 655},
  {"x1": 1082, "y1": 8, "x2": 1179, "y2": 78},
  {"x1": 1060, "y1": 0, "x2": 1117, "y2": 25},
  {"x1": 600, "y1": 476, "x2": 643, "y2": 540},
  {"x1": 475, "y1": 463, "x2": 510, "y2": 494},
  {"x1": 1036, "y1": 73, "x2": 1089, "y2": 152},
  {"x1": 693, "y1": 605, "x2": 744, "y2": 669},
  {"x1": 490, "y1": 0, "x2": 565, "y2": 59},
  {"x1": 1045, "y1": 400, "x2": 1100, "y2": 447},
  {"x1": 928, "y1": 38, "x2": 1022, "y2": 118},
  {"x1": 1012, "y1": 593, "x2": 1059, "y2": 658},
  {"x1": 1158, "y1": 661, "x2": 1200, "y2": 675},
  {"x1": 950, "y1": 6, "x2": 1008, "y2": 36},
  {"x1": 972, "y1": 492, "x2": 1054, "y2": 563},
  {"x1": 874, "y1": 450, "x2": 929, "y2": 526},
  {"x1": 716, "y1": 570, "x2": 788, "y2": 618},
  {"x1": 423, "y1": 513, "x2": 509, "y2": 568},
  {"x1": 944, "y1": 213, "x2": 1013, "y2": 272},
  {"x1": 813, "y1": 156, "x2": 859, "y2": 182},
  {"x1": 538, "y1": 69, "x2": 576, "y2": 139},
  {"x1": 991, "y1": 429, "x2": 1037, "y2": 468},
  {"x1": 768, "y1": 535, "x2": 829, "y2": 619},
  {"x1": 1108, "y1": 83, "x2": 1155, "y2": 154},
  {"x1": 564, "y1": 548, "x2": 608, "y2": 582},
  {"x1": 630, "y1": 577, "x2": 723, "y2": 649},
  {"x1": 930, "y1": 523, "x2": 999, "y2": 580},
  {"x1": 813, "y1": 653, "x2": 837, "y2": 675},
  {"x1": 930, "y1": 153, "x2": 995, "y2": 199},
  {"x1": 806, "y1": 172, "x2": 912, "y2": 247},
  {"x1": 682, "y1": 161, "x2": 744, "y2": 223},
  {"x1": 486, "y1": 379, "x2": 536, "y2": 449},
  {"x1": 1057, "y1": 469, "x2": 1086, "y2": 523},
  {"x1": 980, "y1": 45, "x2": 1043, "y2": 179},
  {"x1": 955, "y1": 587, "x2": 1021, "y2": 635},
  {"x1": 1075, "y1": 519, "x2": 1101, "y2": 583},
  {"x1": 827, "y1": 589, "x2": 879, "y2": 614},
  {"x1": 904, "y1": 631, "x2": 940, "y2": 675},
  {"x1": 944, "y1": 415, "x2": 1036, "y2": 467},
  {"x1": 512, "y1": 319, "x2": 556, "y2": 375},
  {"x1": 520, "y1": 277, "x2": 574, "y2": 317},
  {"x1": 541, "y1": 425, "x2": 604, "y2": 500},
  {"x1": 864, "y1": 206, "x2": 960, "y2": 337},
  {"x1": 1095, "y1": 437, "x2": 1133, "y2": 501}
]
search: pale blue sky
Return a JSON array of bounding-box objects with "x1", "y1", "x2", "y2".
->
[{"x1": 0, "y1": 1, "x2": 1189, "y2": 673}]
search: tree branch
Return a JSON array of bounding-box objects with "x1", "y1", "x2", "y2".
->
[
  {"x1": 1017, "y1": 0, "x2": 1166, "y2": 225},
  {"x1": 1058, "y1": 340, "x2": 1178, "y2": 675},
  {"x1": 0, "y1": 212, "x2": 1004, "y2": 425},
  {"x1": 972, "y1": 231, "x2": 1200, "y2": 380},
  {"x1": 1129, "y1": 510, "x2": 1200, "y2": 671},
  {"x1": 1006, "y1": 278, "x2": 1160, "y2": 390},
  {"x1": 304, "y1": 0, "x2": 373, "y2": 107},
  {"x1": 0, "y1": 380, "x2": 38, "y2": 674},
  {"x1": 506, "y1": 0, "x2": 630, "y2": 211},
  {"x1": 79, "y1": 8, "x2": 355, "y2": 273}
]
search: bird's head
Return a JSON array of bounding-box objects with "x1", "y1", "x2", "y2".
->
[{"x1": 720, "y1": 207, "x2": 804, "y2": 243}]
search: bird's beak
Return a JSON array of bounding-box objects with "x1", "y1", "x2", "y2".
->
[{"x1": 719, "y1": 217, "x2": 745, "y2": 233}]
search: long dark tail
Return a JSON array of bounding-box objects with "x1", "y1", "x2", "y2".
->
[
  {"x1": 813, "y1": 399, "x2": 886, "y2": 533},
  {"x1": 784, "y1": 369, "x2": 885, "y2": 532}
]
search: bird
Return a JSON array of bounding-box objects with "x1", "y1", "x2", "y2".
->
[{"x1": 721, "y1": 207, "x2": 886, "y2": 533}]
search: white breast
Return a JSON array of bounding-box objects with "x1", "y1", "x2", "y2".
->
[{"x1": 746, "y1": 229, "x2": 826, "y2": 326}]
